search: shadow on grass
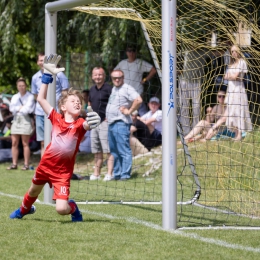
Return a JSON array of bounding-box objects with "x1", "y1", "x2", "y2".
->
[{"x1": 27, "y1": 217, "x2": 123, "y2": 226}]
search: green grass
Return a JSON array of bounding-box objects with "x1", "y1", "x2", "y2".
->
[{"x1": 1, "y1": 153, "x2": 260, "y2": 259}]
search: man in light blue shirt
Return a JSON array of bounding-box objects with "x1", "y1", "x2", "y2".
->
[{"x1": 31, "y1": 52, "x2": 69, "y2": 156}]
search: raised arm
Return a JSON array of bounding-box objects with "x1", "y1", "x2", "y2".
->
[
  {"x1": 37, "y1": 54, "x2": 65, "y2": 114},
  {"x1": 37, "y1": 83, "x2": 52, "y2": 115}
]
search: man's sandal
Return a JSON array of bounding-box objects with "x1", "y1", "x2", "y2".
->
[
  {"x1": 21, "y1": 165, "x2": 29, "y2": 171},
  {"x1": 7, "y1": 164, "x2": 17, "y2": 170}
]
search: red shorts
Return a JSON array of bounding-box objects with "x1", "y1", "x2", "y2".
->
[{"x1": 32, "y1": 168, "x2": 71, "y2": 200}]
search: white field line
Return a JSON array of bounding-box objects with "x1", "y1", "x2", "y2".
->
[{"x1": 1, "y1": 191, "x2": 260, "y2": 254}]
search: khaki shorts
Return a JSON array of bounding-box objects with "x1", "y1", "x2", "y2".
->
[
  {"x1": 11, "y1": 115, "x2": 33, "y2": 135},
  {"x1": 91, "y1": 120, "x2": 110, "y2": 153}
]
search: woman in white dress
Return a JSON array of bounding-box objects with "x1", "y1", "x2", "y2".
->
[
  {"x1": 206, "y1": 45, "x2": 252, "y2": 141},
  {"x1": 7, "y1": 78, "x2": 35, "y2": 170}
]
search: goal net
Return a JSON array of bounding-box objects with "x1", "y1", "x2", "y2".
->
[{"x1": 52, "y1": 0, "x2": 260, "y2": 227}]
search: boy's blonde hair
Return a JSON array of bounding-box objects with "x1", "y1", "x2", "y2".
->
[{"x1": 58, "y1": 88, "x2": 83, "y2": 116}]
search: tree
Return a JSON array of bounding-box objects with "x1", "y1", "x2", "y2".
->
[
  {"x1": 0, "y1": 0, "x2": 158, "y2": 92},
  {"x1": 0, "y1": 0, "x2": 48, "y2": 92}
]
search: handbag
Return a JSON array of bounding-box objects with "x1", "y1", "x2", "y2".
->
[{"x1": 19, "y1": 98, "x2": 35, "y2": 118}]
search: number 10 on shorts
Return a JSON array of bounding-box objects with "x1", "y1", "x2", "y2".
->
[{"x1": 60, "y1": 186, "x2": 67, "y2": 195}]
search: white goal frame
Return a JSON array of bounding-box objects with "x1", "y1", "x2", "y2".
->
[{"x1": 44, "y1": 0, "x2": 177, "y2": 230}]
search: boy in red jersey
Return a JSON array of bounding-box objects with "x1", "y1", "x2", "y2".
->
[{"x1": 10, "y1": 54, "x2": 101, "y2": 222}]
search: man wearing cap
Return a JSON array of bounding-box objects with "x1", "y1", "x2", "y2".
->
[
  {"x1": 106, "y1": 69, "x2": 142, "y2": 180},
  {"x1": 137, "y1": 97, "x2": 162, "y2": 149},
  {"x1": 114, "y1": 45, "x2": 157, "y2": 116}
]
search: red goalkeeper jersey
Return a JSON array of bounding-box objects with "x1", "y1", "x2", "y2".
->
[{"x1": 37, "y1": 109, "x2": 86, "y2": 177}]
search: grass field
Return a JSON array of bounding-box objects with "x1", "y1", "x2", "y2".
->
[{"x1": 1, "y1": 151, "x2": 260, "y2": 260}]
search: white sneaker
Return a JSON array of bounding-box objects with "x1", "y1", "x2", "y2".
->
[
  {"x1": 103, "y1": 174, "x2": 114, "y2": 181},
  {"x1": 89, "y1": 174, "x2": 101, "y2": 181}
]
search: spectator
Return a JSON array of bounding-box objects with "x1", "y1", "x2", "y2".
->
[
  {"x1": 114, "y1": 45, "x2": 157, "y2": 116},
  {"x1": 106, "y1": 69, "x2": 142, "y2": 180},
  {"x1": 206, "y1": 45, "x2": 252, "y2": 141},
  {"x1": 88, "y1": 67, "x2": 113, "y2": 181},
  {"x1": 178, "y1": 47, "x2": 212, "y2": 135},
  {"x1": 31, "y1": 52, "x2": 69, "y2": 157},
  {"x1": 136, "y1": 97, "x2": 162, "y2": 150},
  {"x1": 183, "y1": 90, "x2": 226, "y2": 142},
  {"x1": 7, "y1": 78, "x2": 35, "y2": 170}
]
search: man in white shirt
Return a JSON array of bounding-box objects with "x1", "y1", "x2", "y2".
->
[{"x1": 114, "y1": 46, "x2": 156, "y2": 116}]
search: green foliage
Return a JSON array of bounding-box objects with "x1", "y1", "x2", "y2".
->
[
  {"x1": 0, "y1": 0, "x2": 154, "y2": 91},
  {"x1": 0, "y1": 0, "x2": 50, "y2": 92}
]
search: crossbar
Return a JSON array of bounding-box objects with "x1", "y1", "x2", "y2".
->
[{"x1": 46, "y1": 0, "x2": 101, "y2": 12}]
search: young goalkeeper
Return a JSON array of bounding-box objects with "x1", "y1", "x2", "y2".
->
[{"x1": 10, "y1": 54, "x2": 101, "y2": 222}]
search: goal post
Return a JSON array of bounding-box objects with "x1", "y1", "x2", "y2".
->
[
  {"x1": 161, "y1": 0, "x2": 176, "y2": 230},
  {"x1": 44, "y1": 0, "x2": 177, "y2": 230},
  {"x1": 43, "y1": 3, "x2": 57, "y2": 204}
]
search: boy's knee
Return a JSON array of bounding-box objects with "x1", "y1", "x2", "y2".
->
[{"x1": 56, "y1": 204, "x2": 69, "y2": 215}]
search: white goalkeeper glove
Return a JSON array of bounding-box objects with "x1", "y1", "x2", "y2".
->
[
  {"x1": 43, "y1": 54, "x2": 65, "y2": 75},
  {"x1": 86, "y1": 106, "x2": 101, "y2": 129}
]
